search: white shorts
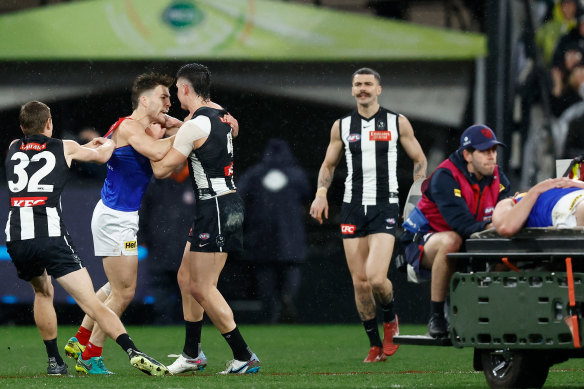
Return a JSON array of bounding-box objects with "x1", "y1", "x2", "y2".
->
[
  {"x1": 552, "y1": 189, "x2": 584, "y2": 227},
  {"x1": 91, "y1": 200, "x2": 139, "y2": 257}
]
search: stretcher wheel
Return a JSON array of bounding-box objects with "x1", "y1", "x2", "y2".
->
[{"x1": 480, "y1": 349, "x2": 549, "y2": 388}]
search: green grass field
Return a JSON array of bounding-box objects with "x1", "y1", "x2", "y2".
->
[{"x1": 0, "y1": 324, "x2": 582, "y2": 388}]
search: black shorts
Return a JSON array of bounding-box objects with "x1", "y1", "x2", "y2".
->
[
  {"x1": 339, "y1": 202, "x2": 399, "y2": 238},
  {"x1": 7, "y1": 234, "x2": 84, "y2": 281},
  {"x1": 187, "y1": 192, "x2": 244, "y2": 253}
]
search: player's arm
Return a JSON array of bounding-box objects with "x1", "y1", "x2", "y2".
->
[
  {"x1": 224, "y1": 113, "x2": 239, "y2": 138},
  {"x1": 493, "y1": 177, "x2": 584, "y2": 237},
  {"x1": 121, "y1": 120, "x2": 175, "y2": 162},
  {"x1": 206, "y1": 101, "x2": 239, "y2": 138},
  {"x1": 398, "y1": 115, "x2": 427, "y2": 181},
  {"x1": 309, "y1": 120, "x2": 344, "y2": 224},
  {"x1": 150, "y1": 149, "x2": 188, "y2": 179},
  {"x1": 63, "y1": 137, "x2": 115, "y2": 167},
  {"x1": 151, "y1": 118, "x2": 209, "y2": 179}
]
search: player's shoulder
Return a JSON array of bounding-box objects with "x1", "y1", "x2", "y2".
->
[
  {"x1": 118, "y1": 117, "x2": 142, "y2": 131},
  {"x1": 194, "y1": 106, "x2": 226, "y2": 119},
  {"x1": 339, "y1": 109, "x2": 356, "y2": 121},
  {"x1": 379, "y1": 106, "x2": 399, "y2": 116}
]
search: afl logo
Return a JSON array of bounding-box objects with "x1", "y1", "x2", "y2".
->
[
  {"x1": 199, "y1": 233, "x2": 210, "y2": 240},
  {"x1": 347, "y1": 134, "x2": 361, "y2": 143}
]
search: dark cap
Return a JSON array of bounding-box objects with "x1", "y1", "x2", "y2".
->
[{"x1": 459, "y1": 124, "x2": 506, "y2": 151}]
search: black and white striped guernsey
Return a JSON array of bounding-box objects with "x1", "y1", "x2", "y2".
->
[
  {"x1": 339, "y1": 107, "x2": 400, "y2": 205},
  {"x1": 5, "y1": 135, "x2": 69, "y2": 241},
  {"x1": 188, "y1": 107, "x2": 236, "y2": 200}
]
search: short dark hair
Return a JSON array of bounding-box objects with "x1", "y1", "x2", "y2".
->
[
  {"x1": 19, "y1": 101, "x2": 50, "y2": 135},
  {"x1": 131, "y1": 72, "x2": 174, "y2": 110},
  {"x1": 352, "y1": 67, "x2": 381, "y2": 84},
  {"x1": 176, "y1": 63, "x2": 211, "y2": 101}
]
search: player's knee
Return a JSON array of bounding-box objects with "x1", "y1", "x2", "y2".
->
[
  {"x1": 439, "y1": 232, "x2": 463, "y2": 252},
  {"x1": 32, "y1": 281, "x2": 54, "y2": 299},
  {"x1": 110, "y1": 287, "x2": 135, "y2": 307},
  {"x1": 353, "y1": 278, "x2": 371, "y2": 295},
  {"x1": 177, "y1": 270, "x2": 189, "y2": 291},
  {"x1": 367, "y1": 276, "x2": 387, "y2": 293},
  {"x1": 189, "y1": 283, "x2": 207, "y2": 304}
]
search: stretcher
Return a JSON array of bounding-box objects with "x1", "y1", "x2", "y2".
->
[{"x1": 395, "y1": 227, "x2": 584, "y2": 388}]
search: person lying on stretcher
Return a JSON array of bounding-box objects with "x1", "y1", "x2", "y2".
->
[{"x1": 492, "y1": 177, "x2": 584, "y2": 237}]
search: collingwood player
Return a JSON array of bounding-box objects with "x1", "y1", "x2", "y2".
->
[
  {"x1": 5, "y1": 101, "x2": 169, "y2": 376},
  {"x1": 151, "y1": 63, "x2": 260, "y2": 375},
  {"x1": 309, "y1": 68, "x2": 427, "y2": 362}
]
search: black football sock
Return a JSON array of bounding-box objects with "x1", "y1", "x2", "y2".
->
[
  {"x1": 116, "y1": 333, "x2": 138, "y2": 355},
  {"x1": 381, "y1": 300, "x2": 395, "y2": 323},
  {"x1": 44, "y1": 338, "x2": 64, "y2": 365},
  {"x1": 222, "y1": 327, "x2": 252, "y2": 361},
  {"x1": 430, "y1": 301, "x2": 445, "y2": 317},
  {"x1": 183, "y1": 320, "x2": 203, "y2": 358},
  {"x1": 363, "y1": 318, "x2": 382, "y2": 347}
]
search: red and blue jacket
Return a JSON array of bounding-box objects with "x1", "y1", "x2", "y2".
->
[{"x1": 416, "y1": 151, "x2": 511, "y2": 239}]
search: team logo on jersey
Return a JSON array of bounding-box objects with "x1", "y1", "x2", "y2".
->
[
  {"x1": 385, "y1": 218, "x2": 396, "y2": 225},
  {"x1": 377, "y1": 121, "x2": 385, "y2": 129},
  {"x1": 453, "y1": 188, "x2": 461, "y2": 197},
  {"x1": 199, "y1": 233, "x2": 210, "y2": 240},
  {"x1": 224, "y1": 162, "x2": 234, "y2": 177},
  {"x1": 11, "y1": 197, "x2": 47, "y2": 207},
  {"x1": 20, "y1": 142, "x2": 46, "y2": 151},
  {"x1": 369, "y1": 131, "x2": 391, "y2": 141},
  {"x1": 484, "y1": 206, "x2": 495, "y2": 215},
  {"x1": 341, "y1": 224, "x2": 356, "y2": 234},
  {"x1": 216, "y1": 234, "x2": 225, "y2": 248},
  {"x1": 347, "y1": 134, "x2": 361, "y2": 143}
]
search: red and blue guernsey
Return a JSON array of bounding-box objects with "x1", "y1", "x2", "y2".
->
[
  {"x1": 515, "y1": 187, "x2": 582, "y2": 227},
  {"x1": 100, "y1": 117, "x2": 153, "y2": 212}
]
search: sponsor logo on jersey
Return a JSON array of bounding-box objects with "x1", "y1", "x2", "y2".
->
[
  {"x1": 347, "y1": 134, "x2": 361, "y2": 142},
  {"x1": 453, "y1": 188, "x2": 461, "y2": 197},
  {"x1": 224, "y1": 162, "x2": 234, "y2": 176},
  {"x1": 199, "y1": 233, "x2": 210, "y2": 240},
  {"x1": 341, "y1": 224, "x2": 356, "y2": 234},
  {"x1": 369, "y1": 131, "x2": 391, "y2": 141},
  {"x1": 11, "y1": 197, "x2": 47, "y2": 207},
  {"x1": 124, "y1": 241, "x2": 137, "y2": 250},
  {"x1": 484, "y1": 206, "x2": 495, "y2": 215},
  {"x1": 385, "y1": 218, "x2": 396, "y2": 225},
  {"x1": 20, "y1": 142, "x2": 46, "y2": 151}
]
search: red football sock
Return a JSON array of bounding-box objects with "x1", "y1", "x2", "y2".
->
[
  {"x1": 75, "y1": 326, "x2": 92, "y2": 346},
  {"x1": 81, "y1": 342, "x2": 103, "y2": 360}
]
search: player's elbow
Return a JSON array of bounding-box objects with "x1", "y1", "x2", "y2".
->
[
  {"x1": 152, "y1": 165, "x2": 171, "y2": 179},
  {"x1": 93, "y1": 151, "x2": 112, "y2": 165},
  {"x1": 494, "y1": 224, "x2": 518, "y2": 238},
  {"x1": 150, "y1": 151, "x2": 166, "y2": 162}
]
